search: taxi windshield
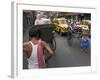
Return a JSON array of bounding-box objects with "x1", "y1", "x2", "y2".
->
[{"x1": 58, "y1": 20, "x2": 67, "y2": 24}]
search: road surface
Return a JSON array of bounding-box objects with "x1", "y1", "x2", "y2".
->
[{"x1": 48, "y1": 33, "x2": 90, "y2": 68}]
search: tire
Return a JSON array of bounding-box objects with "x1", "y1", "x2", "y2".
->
[{"x1": 49, "y1": 38, "x2": 56, "y2": 51}]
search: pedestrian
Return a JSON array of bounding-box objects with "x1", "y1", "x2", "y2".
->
[
  {"x1": 80, "y1": 34, "x2": 89, "y2": 53},
  {"x1": 23, "y1": 26, "x2": 53, "y2": 69}
]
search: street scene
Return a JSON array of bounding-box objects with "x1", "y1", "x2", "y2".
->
[{"x1": 23, "y1": 10, "x2": 91, "y2": 69}]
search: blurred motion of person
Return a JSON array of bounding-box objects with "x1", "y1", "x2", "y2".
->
[{"x1": 23, "y1": 26, "x2": 53, "y2": 69}]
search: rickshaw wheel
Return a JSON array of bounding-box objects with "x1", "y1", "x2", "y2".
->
[{"x1": 49, "y1": 38, "x2": 56, "y2": 51}]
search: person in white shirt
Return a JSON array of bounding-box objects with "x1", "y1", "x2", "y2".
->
[{"x1": 23, "y1": 27, "x2": 53, "y2": 69}]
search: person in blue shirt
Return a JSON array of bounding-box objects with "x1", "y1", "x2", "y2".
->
[{"x1": 80, "y1": 34, "x2": 90, "y2": 53}]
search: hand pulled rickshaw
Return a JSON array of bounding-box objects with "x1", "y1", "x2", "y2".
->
[{"x1": 33, "y1": 24, "x2": 56, "y2": 51}]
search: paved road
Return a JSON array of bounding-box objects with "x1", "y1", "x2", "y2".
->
[
  {"x1": 48, "y1": 33, "x2": 90, "y2": 68},
  {"x1": 23, "y1": 27, "x2": 90, "y2": 69}
]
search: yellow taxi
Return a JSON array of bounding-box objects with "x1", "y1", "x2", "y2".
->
[
  {"x1": 81, "y1": 20, "x2": 91, "y2": 29},
  {"x1": 82, "y1": 20, "x2": 91, "y2": 26},
  {"x1": 80, "y1": 24, "x2": 89, "y2": 35},
  {"x1": 53, "y1": 18, "x2": 70, "y2": 34}
]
